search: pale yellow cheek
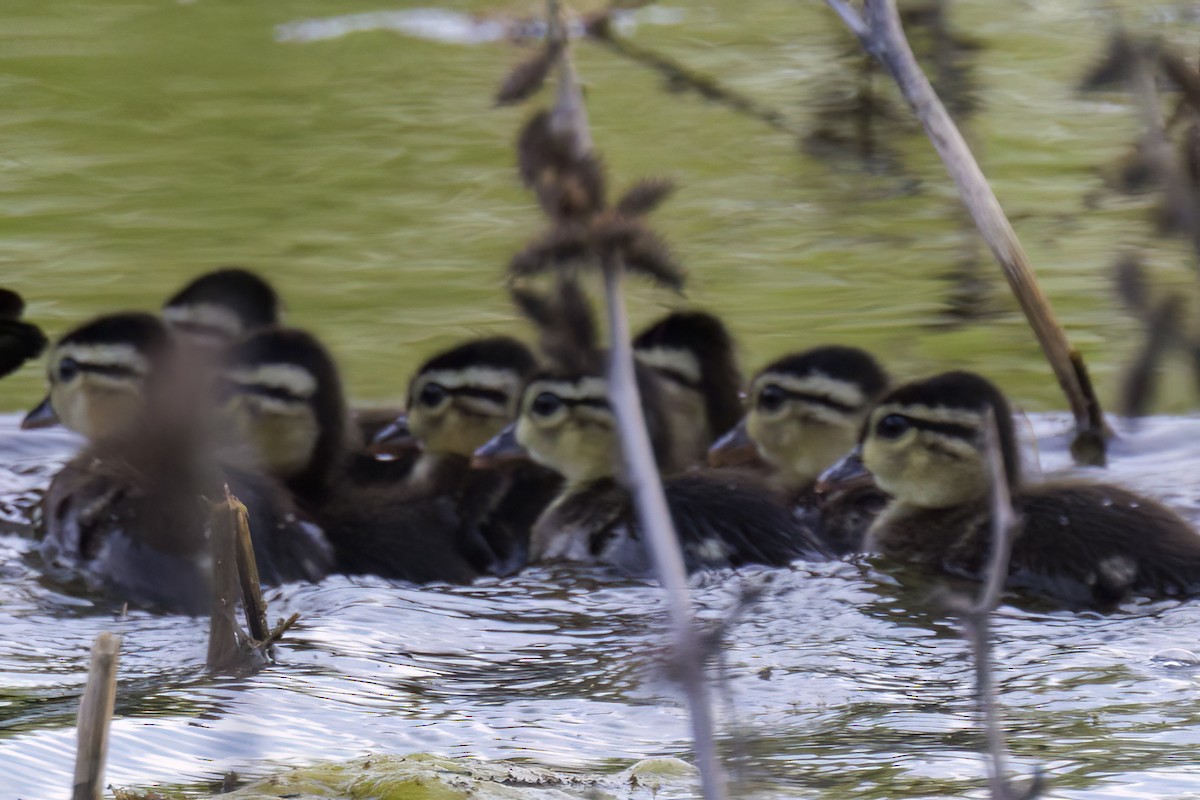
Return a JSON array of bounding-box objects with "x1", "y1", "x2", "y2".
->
[
  {"x1": 55, "y1": 381, "x2": 143, "y2": 441},
  {"x1": 251, "y1": 411, "x2": 319, "y2": 479},
  {"x1": 427, "y1": 413, "x2": 508, "y2": 457}
]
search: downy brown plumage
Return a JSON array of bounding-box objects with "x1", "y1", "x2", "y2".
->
[
  {"x1": 837, "y1": 370, "x2": 1200, "y2": 608},
  {"x1": 35, "y1": 313, "x2": 331, "y2": 613},
  {"x1": 221, "y1": 327, "x2": 484, "y2": 584}
]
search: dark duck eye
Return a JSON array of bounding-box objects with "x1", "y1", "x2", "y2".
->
[
  {"x1": 418, "y1": 382, "x2": 448, "y2": 408},
  {"x1": 57, "y1": 357, "x2": 80, "y2": 383},
  {"x1": 757, "y1": 384, "x2": 786, "y2": 412},
  {"x1": 875, "y1": 413, "x2": 911, "y2": 439},
  {"x1": 530, "y1": 392, "x2": 563, "y2": 417}
]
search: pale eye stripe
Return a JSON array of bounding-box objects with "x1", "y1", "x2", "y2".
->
[
  {"x1": 55, "y1": 343, "x2": 150, "y2": 377},
  {"x1": 227, "y1": 364, "x2": 317, "y2": 399},
  {"x1": 162, "y1": 302, "x2": 244, "y2": 338}
]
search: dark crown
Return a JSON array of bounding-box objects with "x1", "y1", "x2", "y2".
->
[
  {"x1": 164, "y1": 267, "x2": 280, "y2": 330},
  {"x1": 634, "y1": 310, "x2": 743, "y2": 437},
  {"x1": 762, "y1": 346, "x2": 888, "y2": 404},
  {"x1": 59, "y1": 312, "x2": 172, "y2": 360},
  {"x1": 416, "y1": 336, "x2": 536, "y2": 379}
]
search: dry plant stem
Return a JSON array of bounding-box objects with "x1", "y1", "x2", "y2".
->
[
  {"x1": 602, "y1": 259, "x2": 727, "y2": 800},
  {"x1": 587, "y1": 23, "x2": 796, "y2": 135},
  {"x1": 825, "y1": 0, "x2": 1104, "y2": 461},
  {"x1": 73, "y1": 632, "x2": 121, "y2": 800},
  {"x1": 228, "y1": 487, "x2": 269, "y2": 642},
  {"x1": 962, "y1": 412, "x2": 1025, "y2": 799},
  {"x1": 207, "y1": 497, "x2": 244, "y2": 672}
]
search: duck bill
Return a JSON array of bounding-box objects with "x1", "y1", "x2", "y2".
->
[
  {"x1": 815, "y1": 447, "x2": 873, "y2": 495},
  {"x1": 368, "y1": 413, "x2": 416, "y2": 455},
  {"x1": 21, "y1": 395, "x2": 59, "y2": 430},
  {"x1": 707, "y1": 418, "x2": 757, "y2": 468},
  {"x1": 472, "y1": 424, "x2": 527, "y2": 468}
]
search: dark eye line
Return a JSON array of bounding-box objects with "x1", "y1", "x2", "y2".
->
[
  {"x1": 528, "y1": 395, "x2": 608, "y2": 412},
  {"x1": 763, "y1": 386, "x2": 856, "y2": 414},
  {"x1": 232, "y1": 383, "x2": 304, "y2": 403},
  {"x1": 652, "y1": 367, "x2": 701, "y2": 391},
  {"x1": 895, "y1": 415, "x2": 978, "y2": 441}
]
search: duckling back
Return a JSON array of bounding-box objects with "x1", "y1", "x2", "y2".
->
[
  {"x1": 531, "y1": 472, "x2": 829, "y2": 573},
  {"x1": 42, "y1": 433, "x2": 215, "y2": 615}
]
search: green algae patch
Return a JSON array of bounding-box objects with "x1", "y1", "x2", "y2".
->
[{"x1": 213, "y1": 754, "x2": 697, "y2": 800}]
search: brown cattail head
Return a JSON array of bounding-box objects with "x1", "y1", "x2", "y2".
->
[
  {"x1": 593, "y1": 216, "x2": 685, "y2": 291},
  {"x1": 511, "y1": 276, "x2": 601, "y2": 374},
  {"x1": 614, "y1": 178, "x2": 676, "y2": 217},
  {"x1": 509, "y1": 224, "x2": 593, "y2": 278},
  {"x1": 495, "y1": 41, "x2": 564, "y2": 107},
  {"x1": 517, "y1": 110, "x2": 607, "y2": 222}
]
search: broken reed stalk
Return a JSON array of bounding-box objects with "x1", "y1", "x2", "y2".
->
[
  {"x1": 207, "y1": 490, "x2": 299, "y2": 673},
  {"x1": 539, "y1": 3, "x2": 725, "y2": 796},
  {"x1": 229, "y1": 486, "x2": 269, "y2": 643},
  {"x1": 73, "y1": 631, "x2": 121, "y2": 800},
  {"x1": 825, "y1": 0, "x2": 1106, "y2": 465},
  {"x1": 603, "y1": 258, "x2": 727, "y2": 800},
  {"x1": 207, "y1": 493, "x2": 246, "y2": 672}
]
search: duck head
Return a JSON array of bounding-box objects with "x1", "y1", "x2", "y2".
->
[
  {"x1": 221, "y1": 327, "x2": 346, "y2": 498},
  {"x1": 23, "y1": 312, "x2": 172, "y2": 439},
  {"x1": 633, "y1": 310, "x2": 743, "y2": 469},
  {"x1": 719, "y1": 346, "x2": 887, "y2": 488},
  {"x1": 498, "y1": 363, "x2": 672, "y2": 488},
  {"x1": 860, "y1": 370, "x2": 1018, "y2": 509},
  {"x1": 162, "y1": 267, "x2": 280, "y2": 349},
  {"x1": 380, "y1": 336, "x2": 536, "y2": 458}
]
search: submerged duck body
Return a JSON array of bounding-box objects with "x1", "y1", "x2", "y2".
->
[{"x1": 855, "y1": 370, "x2": 1200, "y2": 608}]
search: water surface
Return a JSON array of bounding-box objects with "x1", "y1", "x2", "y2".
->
[{"x1": 6, "y1": 1, "x2": 1200, "y2": 798}]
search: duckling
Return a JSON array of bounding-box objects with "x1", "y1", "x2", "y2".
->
[
  {"x1": 0, "y1": 289, "x2": 47, "y2": 380},
  {"x1": 632, "y1": 311, "x2": 743, "y2": 470},
  {"x1": 34, "y1": 313, "x2": 331, "y2": 607},
  {"x1": 836, "y1": 370, "x2": 1200, "y2": 608},
  {"x1": 36, "y1": 313, "x2": 215, "y2": 613},
  {"x1": 371, "y1": 336, "x2": 562, "y2": 574},
  {"x1": 221, "y1": 327, "x2": 481, "y2": 584},
  {"x1": 482, "y1": 365, "x2": 830, "y2": 572},
  {"x1": 709, "y1": 346, "x2": 890, "y2": 554}
]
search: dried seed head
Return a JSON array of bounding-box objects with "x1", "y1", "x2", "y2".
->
[
  {"x1": 495, "y1": 42, "x2": 563, "y2": 107},
  {"x1": 614, "y1": 178, "x2": 676, "y2": 217}
]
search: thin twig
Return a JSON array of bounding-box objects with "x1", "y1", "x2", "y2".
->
[
  {"x1": 603, "y1": 257, "x2": 727, "y2": 800},
  {"x1": 73, "y1": 632, "x2": 121, "y2": 800},
  {"x1": 515, "y1": 4, "x2": 727, "y2": 795},
  {"x1": 825, "y1": 0, "x2": 1106, "y2": 464},
  {"x1": 946, "y1": 411, "x2": 1041, "y2": 800}
]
